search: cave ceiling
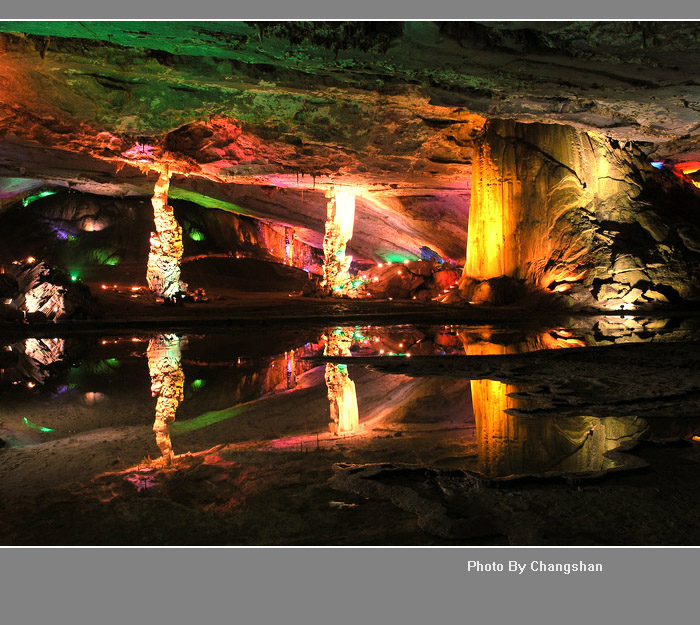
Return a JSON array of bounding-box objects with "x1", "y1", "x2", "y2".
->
[{"x1": 1, "y1": 21, "x2": 699, "y2": 261}]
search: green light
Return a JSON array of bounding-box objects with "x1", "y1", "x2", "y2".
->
[
  {"x1": 90, "y1": 248, "x2": 120, "y2": 266},
  {"x1": 337, "y1": 364, "x2": 348, "y2": 374},
  {"x1": 88, "y1": 359, "x2": 120, "y2": 375},
  {"x1": 188, "y1": 229, "x2": 205, "y2": 242},
  {"x1": 190, "y1": 378, "x2": 205, "y2": 391},
  {"x1": 22, "y1": 190, "x2": 57, "y2": 207},
  {"x1": 333, "y1": 328, "x2": 344, "y2": 336},
  {"x1": 70, "y1": 273, "x2": 79, "y2": 282},
  {"x1": 23, "y1": 417, "x2": 55, "y2": 433},
  {"x1": 381, "y1": 253, "x2": 416, "y2": 263},
  {"x1": 171, "y1": 406, "x2": 243, "y2": 434}
]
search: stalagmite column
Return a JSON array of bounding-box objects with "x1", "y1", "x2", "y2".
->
[
  {"x1": 147, "y1": 333, "x2": 184, "y2": 464},
  {"x1": 324, "y1": 327, "x2": 359, "y2": 435},
  {"x1": 461, "y1": 119, "x2": 700, "y2": 308},
  {"x1": 147, "y1": 167, "x2": 186, "y2": 299},
  {"x1": 322, "y1": 188, "x2": 356, "y2": 296}
]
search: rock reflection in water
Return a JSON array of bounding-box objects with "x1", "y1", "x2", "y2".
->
[
  {"x1": 323, "y1": 327, "x2": 359, "y2": 435},
  {"x1": 147, "y1": 333, "x2": 184, "y2": 464},
  {"x1": 464, "y1": 337, "x2": 649, "y2": 479}
]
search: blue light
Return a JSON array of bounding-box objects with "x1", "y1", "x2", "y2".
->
[{"x1": 651, "y1": 162, "x2": 664, "y2": 170}]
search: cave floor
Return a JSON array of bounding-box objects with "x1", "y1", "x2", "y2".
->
[{"x1": 2, "y1": 431, "x2": 700, "y2": 546}]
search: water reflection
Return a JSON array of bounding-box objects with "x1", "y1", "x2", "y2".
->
[
  {"x1": 464, "y1": 335, "x2": 652, "y2": 478},
  {"x1": 2, "y1": 318, "x2": 700, "y2": 486},
  {"x1": 147, "y1": 333, "x2": 184, "y2": 465},
  {"x1": 323, "y1": 327, "x2": 359, "y2": 435}
]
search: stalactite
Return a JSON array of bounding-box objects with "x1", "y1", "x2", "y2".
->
[
  {"x1": 147, "y1": 333, "x2": 184, "y2": 465},
  {"x1": 146, "y1": 167, "x2": 186, "y2": 299}
]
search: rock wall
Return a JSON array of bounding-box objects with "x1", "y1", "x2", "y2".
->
[{"x1": 462, "y1": 119, "x2": 700, "y2": 309}]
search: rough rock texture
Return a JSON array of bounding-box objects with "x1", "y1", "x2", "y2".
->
[
  {"x1": 1, "y1": 21, "x2": 700, "y2": 266},
  {"x1": 146, "y1": 170, "x2": 186, "y2": 298},
  {"x1": 361, "y1": 260, "x2": 461, "y2": 300},
  {"x1": 460, "y1": 119, "x2": 700, "y2": 309},
  {"x1": 9, "y1": 259, "x2": 101, "y2": 319}
]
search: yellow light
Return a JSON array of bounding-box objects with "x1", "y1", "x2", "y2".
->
[{"x1": 333, "y1": 189, "x2": 356, "y2": 241}]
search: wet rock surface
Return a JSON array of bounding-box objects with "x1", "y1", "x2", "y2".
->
[
  {"x1": 461, "y1": 119, "x2": 700, "y2": 309},
  {"x1": 321, "y1": 340, "x2": 700, "y2": 420}
]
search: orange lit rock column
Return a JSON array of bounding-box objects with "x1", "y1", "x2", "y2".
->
[
  {"x1": 147, "y1": 168, "x2": 186, "y2": 299},
  {"x1": 461, "y1": 119, "x2": 697, "y2": 308},
  {"x1": 322, "y1": 188, "x2": 356, "y2": 296}
]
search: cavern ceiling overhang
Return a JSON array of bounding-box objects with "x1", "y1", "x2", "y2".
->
[{"x1": 1, "y1": 20, "x2": 700, "y2": 263}]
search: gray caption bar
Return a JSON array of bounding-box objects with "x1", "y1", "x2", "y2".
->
[{"x1": 0, "y1": 548, "x2": 697, "y2": 625}]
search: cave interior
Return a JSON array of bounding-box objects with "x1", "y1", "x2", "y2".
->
[{"x1": 2, "y1": 21, "x2": 700, "y2": 546}]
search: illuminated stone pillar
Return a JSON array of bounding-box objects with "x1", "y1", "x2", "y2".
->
[
  {"x1": 146, "y1": 168, "x2": 186, "y2": 299},
  {"x1": 324, "y1": 327, "x2": 359, "y2": 435},
  {"x1": 284, "y1": 227, "x2": 295, "y2": 266},
  {"x1": 461, "y1": 119, "x2": 700, "y2": 308},
  {"x1": 322, "y1": 188, "x2": 356, "y2": 296},
  {"x1": 147, "y1": 333, "x2": 184, "y2": 464}
]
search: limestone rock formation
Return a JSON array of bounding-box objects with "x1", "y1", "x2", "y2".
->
[
  {"x1": 0, "y1": 22, "x2": 699, "y2": 308},
  {"x1": 460, "y1": 119, "x2": 700, "y2": 309},
  {"x1": 146, "y1": 170, "x2": 186, "y2": 299},
  {"x1": 9, "y1": 259, "x2": 101, "y2": 320}
]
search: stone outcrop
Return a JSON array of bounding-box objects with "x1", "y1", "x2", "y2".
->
[
  {"x1": 8, "y1": 259, "x2": 101, "y2": 320},
  {"x1": 460, "y1": 119, "x2": 700, "y2": 309}
]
